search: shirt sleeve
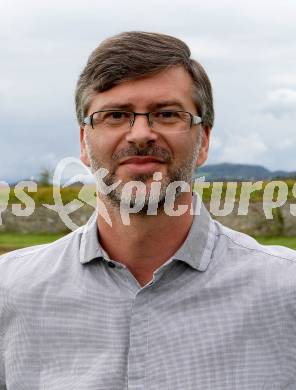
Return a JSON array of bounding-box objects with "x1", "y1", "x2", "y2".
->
[
  {"x1": 0, "y1": 256, "x2": 10, "y2": 389},
  {"x1": 0, "y1": 286, "x2": 6, "y2": 388}
]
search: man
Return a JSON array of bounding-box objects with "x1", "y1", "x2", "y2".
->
[{"x1": 0, "y1": 32, "x2": 296, "y2": 390}]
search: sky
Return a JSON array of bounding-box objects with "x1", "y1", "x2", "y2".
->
[{"x1": 1, "y1": 0, "x2": 296, "y2": 183}]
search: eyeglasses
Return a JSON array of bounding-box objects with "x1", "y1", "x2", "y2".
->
[{"x1": 83, "y1": 110, "x2": 202, "y2": 133}]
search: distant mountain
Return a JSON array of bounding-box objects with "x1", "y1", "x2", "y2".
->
[
  {"x1": 4, "y1": 163, "x2": 296, "y2": 185},
  {"x1": 195, "y1": 163, "x2": 296, "y2": 181}
]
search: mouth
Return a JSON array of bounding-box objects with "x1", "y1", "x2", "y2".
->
[
  {"x1": 120, "y1": 156, "x2": 165, "y2": 165},
  {"x1": 119, "y1": 156, "x2": 165, "y2": 175}
]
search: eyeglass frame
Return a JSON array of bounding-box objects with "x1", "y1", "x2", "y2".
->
[{"x1": 83, "y1": 109, "x2": 203, "y2": 130}]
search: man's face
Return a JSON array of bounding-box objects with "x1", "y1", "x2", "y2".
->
[{"x1": 80, "y1": 66, "x2": 210, "y2": 209}]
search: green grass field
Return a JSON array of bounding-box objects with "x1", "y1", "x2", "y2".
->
[
  {"x1": 0, "y1": 233, "x2": 296, "y2": 255},
  {"x1": 255, "y1": 236, "x2": 296, "y2": 249},
  {"x1": 1, "y1": 179, "x2": 296, "y2": 205},
  {"x1": 0, "y1": 233, "x2": 65, "y2": 255}
]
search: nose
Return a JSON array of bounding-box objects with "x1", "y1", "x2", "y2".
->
[{"x1": 125, "y1": 115, "x2": 158, "y2": 147}]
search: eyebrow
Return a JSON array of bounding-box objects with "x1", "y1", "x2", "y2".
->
[
  {"x1": 149, "y1": 101, "x2": 185, "y2": 110},
  {"x1": 98, "y1": 103, "x2": 133, "y2": 111},
  {"x1": 97, "y1": 100, "x2": 186, "y2": 111}
]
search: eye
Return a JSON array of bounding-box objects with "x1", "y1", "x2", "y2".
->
[
  {"x1": 110, "y1": 111, "x2": 125, "y2": 119},
  {"x1": 153, "y1": 111, "x2": 181, "y2": 122},
  {"x1": 159, "y1": 111, "x2": 176, "y2": 118},
  {"x1": 105, "y1": 111, "x2": 126, "y2": 120},
  {"x1": 101, "y1": 111, "x2": 131, "y2": 126}
]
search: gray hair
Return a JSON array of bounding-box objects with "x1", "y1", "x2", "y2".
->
[{"x1": 75, "y1": 31, "x2": 214, "y2": 128}]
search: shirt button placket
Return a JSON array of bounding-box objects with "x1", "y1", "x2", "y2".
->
[{"x1": 127, "y1": 291, "x2": 150, "y2": 390}]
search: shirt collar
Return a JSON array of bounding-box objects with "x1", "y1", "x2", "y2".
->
[
  {"x1": 79, "y1": 195, "x2": 216, "y2": 272},
  {"x1": 79, "y1": 209, "x2": 105, "y2": 264},
  {"x1": 172, "y1": 195, "x2": 216, "y2": 272}
]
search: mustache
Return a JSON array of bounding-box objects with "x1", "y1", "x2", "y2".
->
[{"x1": 112, "y1": 145, "x2": 172, "y2": 163}]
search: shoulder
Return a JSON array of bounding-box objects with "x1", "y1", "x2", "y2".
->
[
  {"x1": 214, "y1": 220, "x2": 296, "y2": 264},
  {"x1": 212, "y1": 221, "x2": 296, "y2": 327},
  {"x1": 0, "y1": 227, "x2": 83, "y2": 290},
  {"x1": 213, "y1": 220, "x2": 296, "y2": 293}
]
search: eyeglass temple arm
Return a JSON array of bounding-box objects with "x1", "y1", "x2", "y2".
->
[
  {"x1": 83, "y1": 116, "x2": 91, "y2": 126},
  {"x1": 192, "y1": 115, "x2": 202, "y2": 125}
]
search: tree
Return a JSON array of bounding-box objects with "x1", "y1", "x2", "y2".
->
[{"x1": 38, "y1": 167, "x2": 53, "y2": 187}]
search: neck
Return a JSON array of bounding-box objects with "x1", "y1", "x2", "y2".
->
[{"x1": 97, "y1": 192, "x2": 194, "y2": 286}]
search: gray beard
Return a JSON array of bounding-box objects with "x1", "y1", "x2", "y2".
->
[
  {"x1": 84, "y1": 133, "x2": 202, "y2": 215},
  {"x1": 103, "y1": 169, "x2": 185, "y2": 214}
]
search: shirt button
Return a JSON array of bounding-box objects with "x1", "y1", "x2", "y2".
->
[{"x1": 108, "y1": 262, "x2": 116, "y2": 268}]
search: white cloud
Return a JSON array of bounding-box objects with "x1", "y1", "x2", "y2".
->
[
  {"x1": 269, "y1": 73, "x2": 296, "y2": 88},
  {"x1": 261, "y1": 88, "x2": 296, "y2": 119},
  {"x1": 273, "y1": 137, "x2": 295, "y2": 151},
  {"x1": 188, "y1": 38, "x2": 233, "y2": 60},
  {"x1": 0, "y1": 0, "x2": 296, "y2": 180},
  {"x1": 219, "y1": 132, "x2": 268, "y2": 164}
]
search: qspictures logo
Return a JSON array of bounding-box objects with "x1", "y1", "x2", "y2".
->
[{"x1": 1, "y1": 157, "x2": 296, "y2": 231}]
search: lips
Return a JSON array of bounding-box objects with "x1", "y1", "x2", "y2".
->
[
  {"x1": 118, "y1": 156, "x2": 165, "y2": 175},
  {"x1": 120, "y1": 156, "x2": 165, "y2": 165}
]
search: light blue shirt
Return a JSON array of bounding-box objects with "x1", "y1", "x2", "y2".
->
[{"x1": 1, "y1": 201, "x2": 296, "y2": 389}]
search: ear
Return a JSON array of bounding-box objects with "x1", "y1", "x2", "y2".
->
[
  {"x1": 196, "y1": 126, "x2": 211, "y2": 167},
  {"x1": 80, "y1": 127, "x2": 90, "y2": 167}
]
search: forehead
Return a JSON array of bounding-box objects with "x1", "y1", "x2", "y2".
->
[{"x1": 87, "y1": 66, "x2": 195, "y2": 113}]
